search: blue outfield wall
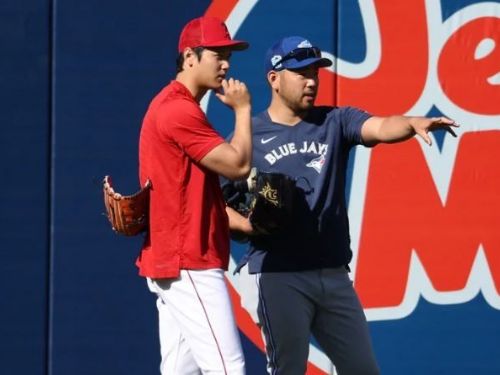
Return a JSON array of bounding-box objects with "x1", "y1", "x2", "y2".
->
[
  {"x1": 0, "y1": 1, "x2": 51, "y2": 374},
  {"x1": 1, "y1": 1, "x2": 499, "y2": 375}
]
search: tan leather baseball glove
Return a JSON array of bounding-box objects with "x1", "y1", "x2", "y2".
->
[{"x1": 103, "y1": 175, "x2": 151, "y2": 236}]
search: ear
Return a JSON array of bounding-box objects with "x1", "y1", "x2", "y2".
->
[
  {"x1": 267, "y1": 70, "x2": 280, "y2": 90},
  {"x1": 183, "y1": 48, "x2": 197, "y2": 68}
]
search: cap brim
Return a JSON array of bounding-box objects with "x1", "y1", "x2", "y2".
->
[
  {"x1": 203, "y1": 40, "x2": 249, "y2": 51},
  {"x1": 282, "y1": 57, "x2": 332, "y2": 70}
]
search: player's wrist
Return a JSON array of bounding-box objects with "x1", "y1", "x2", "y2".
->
[
  {"x1": 237, "y1": 218, "x2": 254, "y2": 234},
  {"x1": 233, "y1": 104, "x2": 251, "y2": 114}
]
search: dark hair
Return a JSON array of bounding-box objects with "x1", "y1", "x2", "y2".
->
[{"x1": 176, "y1": 46, "x2": 205, "y2": 73}]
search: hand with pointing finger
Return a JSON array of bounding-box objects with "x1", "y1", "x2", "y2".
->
[{"x1": 410, "y1": 116, "x2": 460, "y2": 145}]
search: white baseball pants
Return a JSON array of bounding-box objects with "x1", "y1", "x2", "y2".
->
[{"x1": 147, "y1": 269, "x2": 245, "y2": 375}]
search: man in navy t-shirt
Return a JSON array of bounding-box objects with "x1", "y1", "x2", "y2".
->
[{"x1": 223, "y1": 36, "x2": 458, "y2": 375}]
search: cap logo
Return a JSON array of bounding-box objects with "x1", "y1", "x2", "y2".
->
[
  {"x1": 297, "y1": 40, "x2": 313, "y2": 48},
  {"x1": 271, "y1": 54, "x2": 283, "y2": 69}
]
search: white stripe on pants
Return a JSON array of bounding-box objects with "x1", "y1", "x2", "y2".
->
[{"x1": 148, "y1": 269, "x2": 245, "y2": 375}]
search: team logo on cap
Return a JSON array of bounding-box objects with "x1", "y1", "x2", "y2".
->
[
  {"x1": 271, "y1": 54, "x2": 282, "y2": 69},
  {"x1": 297, "y1": 39, "x2": 312, "y2": 48}
]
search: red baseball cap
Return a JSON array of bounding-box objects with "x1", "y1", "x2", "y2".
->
[{"x1": 178, "y1": 16, "x2": 249, "y2": 52}]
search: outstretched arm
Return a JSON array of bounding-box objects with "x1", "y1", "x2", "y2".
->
[{"x1": 361, "y1": 115, "x2": 459, "y2": 147}]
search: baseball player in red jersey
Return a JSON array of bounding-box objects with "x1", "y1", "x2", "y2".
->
[{"x1": 138, "y1": 16, "x2": 252, "y2": 374}]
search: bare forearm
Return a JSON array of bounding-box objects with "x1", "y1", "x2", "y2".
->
[
  {"x1": 377, "y1": 115, "x2": 416, "y2": 143},
  {"x1": 362, "y1": 115, "x2": 458, "y2": 146},
  {"x1": 226, "y1": 206, "x2": 253, "y2": 233},
  {"x1": 201, "y1": 78, "x2": 253, "y2": 179},
  {"x1": 229, "y1": 106, "x2": 252, "y2": 171},
  {"x1": 199, "y1": 106, "x2": 252, "y2": 179},
  {"x1": 363, "y1": 115, "x2": 422, "y2": 145}
]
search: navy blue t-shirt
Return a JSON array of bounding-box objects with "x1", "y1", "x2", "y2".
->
[{"x1": 224, "y1": 106, "x2": 371, "y2": 274}]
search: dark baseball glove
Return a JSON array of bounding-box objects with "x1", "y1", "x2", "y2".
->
[
  {"x1": 103, "y1": 175, "x2": 151, "y2": 236},
  {"x1": 223, "y1": 169, "x2": 296, "y2": 240}
]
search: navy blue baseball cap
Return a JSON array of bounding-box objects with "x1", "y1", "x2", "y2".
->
[{"x1": 264, "y1": 36, "x2": 332, "y2": 73}]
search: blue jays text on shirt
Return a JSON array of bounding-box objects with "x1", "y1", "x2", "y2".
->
[{"x1": 263, "y1": 140, "x2": 328, "y2": 173}]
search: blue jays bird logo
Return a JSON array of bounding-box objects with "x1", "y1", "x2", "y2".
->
[{"x1": 306, "y1": 154, "x2": 326, "y2": 174}]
